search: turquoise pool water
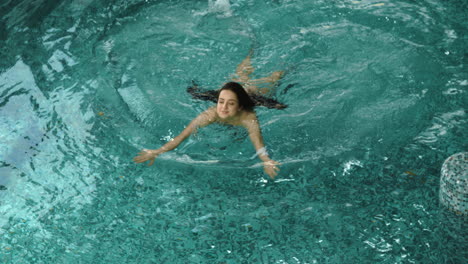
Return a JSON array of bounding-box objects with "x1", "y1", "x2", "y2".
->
[{"x1": 0, "y1": 0, "x2": 466, "y2": 263}]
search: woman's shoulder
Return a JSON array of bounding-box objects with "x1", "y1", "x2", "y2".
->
[
  {"x1": 205, "y1": 107, "x2": 218, "y2": 117},
  {"x1": 240, "y1": 110, "x2": 258, "y2": 127},
  {"x1": 191, "y1": 107, "x2": 218, "y2": 127},
  {"x1": 202, "y1": 107, "x2": 219, "y2": 121},
  {"x1": 242, "y1": 109, "x2": 257, "y2": 119}
]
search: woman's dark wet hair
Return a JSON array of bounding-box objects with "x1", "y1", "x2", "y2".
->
[
  {"x1": 187, "y1": 81, "x2": 288, "y2": 109},
  {"x1": 218, "y1": 82, "x2": 255, "y2": 111}
]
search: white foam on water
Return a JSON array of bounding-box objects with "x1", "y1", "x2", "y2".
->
[
  {"x1": 209, "y1": 0, "x2": 232, "y2": 16},
  {"x1": 194, "y1": 0, "x2": 232, "y2": 17}
]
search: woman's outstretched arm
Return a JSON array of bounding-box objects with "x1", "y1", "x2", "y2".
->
[
  {"x1": 243, "y1": 113, "x2": 280, "y2": 179},
  {"x1": 133, "y1": 108, "x2": 216, "y2": 166}
]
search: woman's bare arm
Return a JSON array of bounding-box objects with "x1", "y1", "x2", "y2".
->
[
  {"x1": 133, "y1": 108, "x2": 216, "y2": 165},
  {"x1": 243, "y1": 113, "x2": 280, "y2": 179}
]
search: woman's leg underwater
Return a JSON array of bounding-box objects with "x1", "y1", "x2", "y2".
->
[
  {"x1": 231, "y1": 52, "x2": 257, "y2": 93},
  {"x1": 235, "y1": 55, "x2": 255, "y2": 80},
  {"x1": 231, "y1": 51, "x2": 285, "y2": 95},
  {"x1": 249, "y1": 70, "x2": 284, "y2": 95}
]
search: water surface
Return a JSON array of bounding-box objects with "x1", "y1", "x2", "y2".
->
[{"x1": 0, "y1": 0, "x2": 466, "y2": 263}]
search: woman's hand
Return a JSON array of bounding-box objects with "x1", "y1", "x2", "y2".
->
[
  {"x1": 263, "y1": 160, "x2": 281, "y2": 179},
  {"x1": 133, "y1": 149, "x2": 160, "y2": 166}
]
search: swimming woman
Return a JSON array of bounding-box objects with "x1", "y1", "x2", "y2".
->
[{"x1": 133, "y1": 54, "x2": 284, "y2": 179}]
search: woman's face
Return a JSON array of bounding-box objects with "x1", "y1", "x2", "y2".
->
[{"x1": 217, "y1": 89, "x2": 241, "y2": 119}]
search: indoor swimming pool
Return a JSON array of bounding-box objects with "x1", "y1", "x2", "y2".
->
[{"x1": 0, "y1": 0, "x2": 466, "y2": 263}]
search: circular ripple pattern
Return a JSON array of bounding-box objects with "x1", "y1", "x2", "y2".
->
[{"x1": 0, "y1": 0, "x2": 467, "y2": 263}]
